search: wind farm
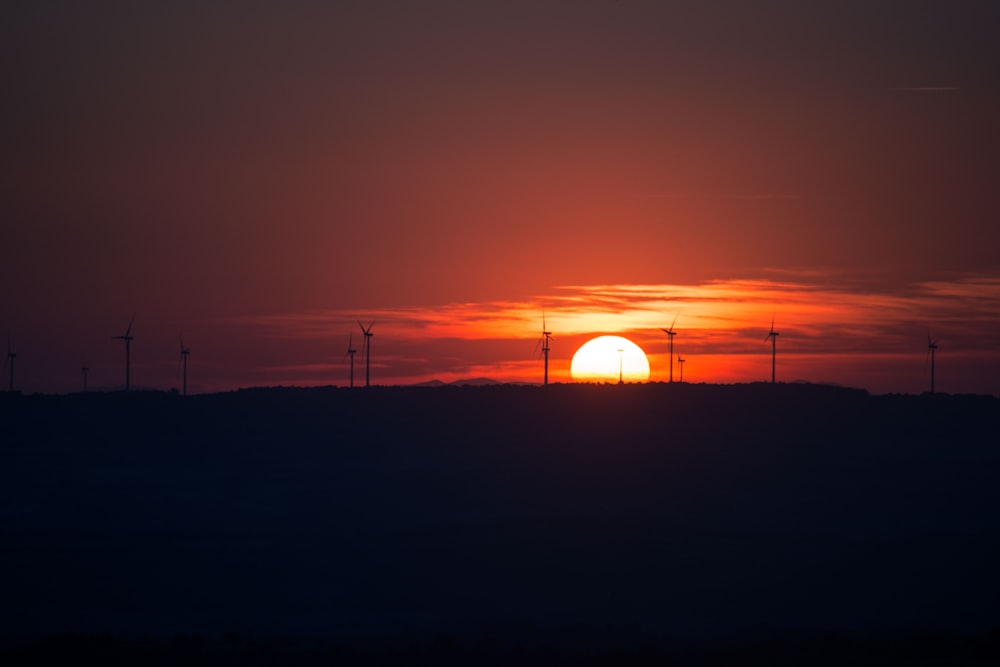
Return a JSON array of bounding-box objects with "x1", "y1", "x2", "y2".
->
[
  {"x1": 178, "y1": 336, "x2": 190, "y2": 397},
  {"x1": 112, "y1": 314, "x2": 135, "y2": 391},
  {"x1": 765, "y1": 315, "x2": 780, "y2": 384},
  {"x1": 927, "y1": 333, "x2": 939, "y2": 394},
  {"x1": 0, "y1": 301, "x2": 979, "y2": 394},
  {"x1": 343, "y1": 331, "x2": 357, "y2": 388},
  {"x1": 536, "y1": 311, "x2": 552, "y2": 386},
  {"x1": 661, "y1": 314, "x2": 678, "y2": 383},
  {"x1": 4, "y1": 1, "x2": 1000, "y2": 660},
  {"x1": 358, "y1": 321, "x2": 375, "y2": 388}
]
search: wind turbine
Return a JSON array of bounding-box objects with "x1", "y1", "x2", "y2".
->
[
  {"x1": 112, "y1": 313, "x2": 135, "y2": 391},
  {"x1": 617, "y1": 347, "x2": 624, "y2": 384},
  {"x1": 6, "y1": 338, "x2": 15, "y2": 393},
  {"x1": 535, "y1": 311, "x2": 552, "y2": 386},
  {"x1": 678, "y1": 355, "x2": 686, "y2": 383},
  {"x1": 660, "y1": 313, "x2": 678, "y2": 382},
  {"x1": 358, "y1": 321, "x2": 374, "y2": 387},
  {"x1": 927, "y1": 333, "x2": 939, "y2": 394},
  {"x1": 765, "y1": 314, "x2": 779, "y2": 384},
  {"x1": 81, "y1": 364, "x2": 89, "y2": 393},
  {"x1": 344, "y1": 331, "x2": 357, "y2": 388},
  {"x1": 179, "y1": 336, "x2": 190, "y2": 396}
]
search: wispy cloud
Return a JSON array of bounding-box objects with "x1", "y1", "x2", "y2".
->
[
  {"x1": 888, "y1": 86, "x2": 961, "y2": 92},
  {"x1": 219, "y1": 272, "x2": 1000, "y2": 393},
  {"x1": 640, "y1": 193, "x2": 798, "y2": 200}
]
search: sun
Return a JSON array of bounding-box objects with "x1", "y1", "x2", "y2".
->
[{"x1": 570, "y1": 335, "x2": 650, "y2": 383}]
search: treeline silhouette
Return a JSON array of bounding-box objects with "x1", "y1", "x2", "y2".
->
[{"x1": 1, "y1": 383, "x2": 998, "y2": 659}]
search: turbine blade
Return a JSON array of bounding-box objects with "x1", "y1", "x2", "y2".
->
[
  {"x1": 125, "y1": 313, "x2": 135, "y2": 337},
  {"x1": 669, "y1": 312, "x2": 678, "y2": 332}
]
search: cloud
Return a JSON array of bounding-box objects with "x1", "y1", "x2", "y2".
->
[
  {"x1": 228, "y1": 273, "x2": 1000, "y2": 349},
  {"x1": 639, "y1": 193, "x2": 798, "y2": 200},
  {"x1": 215, "y1": 272, "x2": 1000, "y2": 394},
  {"x1": 888, "y1": 86, "x2": 961, "y2": 92}
]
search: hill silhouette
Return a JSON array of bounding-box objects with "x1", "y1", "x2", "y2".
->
[
  {"x1": 412, "y1": 376, "x2": 505, "y2": 387},
  {"x1": 1, "y1": 383, "x2": 998, "y2": 660}
]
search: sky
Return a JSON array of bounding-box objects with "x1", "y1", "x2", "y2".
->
[{"x1": 2, "y1": 1, "x2": 999, "y2": 395}]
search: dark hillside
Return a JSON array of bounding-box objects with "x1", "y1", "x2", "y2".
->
[{"x1": 1, "y1": 383, "x2": 998, "y2": 654}]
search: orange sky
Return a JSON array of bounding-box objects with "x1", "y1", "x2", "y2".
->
[
  {"x1": 195, "y1": 272, "x2": 1000, "y2": 395},
  {"x1": 2, "y1": 2, "x2": 998, "y2": 395}
]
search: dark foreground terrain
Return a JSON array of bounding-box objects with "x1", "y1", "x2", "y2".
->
[{"x1": 2, "y1": 383, "x2": 998, "y2": 663}]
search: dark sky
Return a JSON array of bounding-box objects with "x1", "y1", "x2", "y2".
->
[{"x1": 3, "y1": 1, "x2": 999, "y2": 393}]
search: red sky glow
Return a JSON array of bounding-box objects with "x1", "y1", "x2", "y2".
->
[{"x1": 2, "y1": 2, "x2": 998, "y2": 396}]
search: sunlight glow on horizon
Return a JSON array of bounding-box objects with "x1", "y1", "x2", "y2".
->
[
  {"x1": 210, "y1": 273, "x2": 1000, "y2": 395},
  {"x1": 571, "y1": 336, "x2": 650, "y2": 383}
]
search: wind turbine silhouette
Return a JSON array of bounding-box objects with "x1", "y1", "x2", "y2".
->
[
  {"x1": 112, "y1": 313, "x2": 135, "y2": 391},
  {"x1": 678, "y1": 355, "x2": 686, "y2": 383},
  {"x1": 765, "y1": 314, "x2": 779, "y2": 384},
  {"x1": 660, "y1": 313, "x2": 678, "y2": 382},
  {"x1": 358, "y1": 321, "x2": 374, "y2": 387},
  {"x1": 926, "y1": 333, "x2": 939, "y2": 394},
  {"x1": 6, "y1": 338, "x2": 15, "y2": 393},
  {"x1": 81, "y1": 364, "x2": 89, "y2": 393},
  {"x1": 179, "y1": 336, "x2": 190, "y2": 396},
  {"x1": 617, "y1": 347, "x2": 624, "y2": 384},
  {"x1": 344, "y1": 331, "x2": 357, "y2": 388},
  {"x1": 535, "y1": 311, "x2": 552, "y2": 386}
]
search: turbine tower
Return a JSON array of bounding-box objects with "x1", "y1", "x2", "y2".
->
[
  {"x1": 358, "y1": 321, "x2": 374, "y2": 387},
  {"x1": 927, "y1": 333, "x2": 938, "y2": 394},
  {"x1": 535, "y1": 311, "x2": 552, "y2": 386},
  {"x1": 179, "y1": 336, "x2": 190, "y2": 396},
  {"x1": 617, "y1": 347, "x2": 624, "y2": 384},
  {"x1": 660, "y1": 313, "x2": 678, "y2": 382},
  {"x1": 678, "y1": 355, "x2": 686, "y2": 383},
  {"x1": 765, "y1": 315, "x2": 779, "y2": 384},
  {"x1": 81, "y1": 364, "x2": 89, "y2": 393},
  {"x1": 344, "y1": 331, "x2": 357, "y2": 388},
  {"x1": 112, "y1": 313, "x2": 135, "y2": 391},
  {"x1": 6, "y1": 338, "x2": 15, "y2": 393}
]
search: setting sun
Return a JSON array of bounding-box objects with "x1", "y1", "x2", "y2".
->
[{"x1": 570, "y1": 336, "x2": 650, "y2": 383}]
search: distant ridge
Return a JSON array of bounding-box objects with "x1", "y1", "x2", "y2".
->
[
  {"x1": 413, "y1": 377, "x2": 505, "y2": 387},
  {"x1": 4, "y1": 380, "x2": 998, "y2": 399}
]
